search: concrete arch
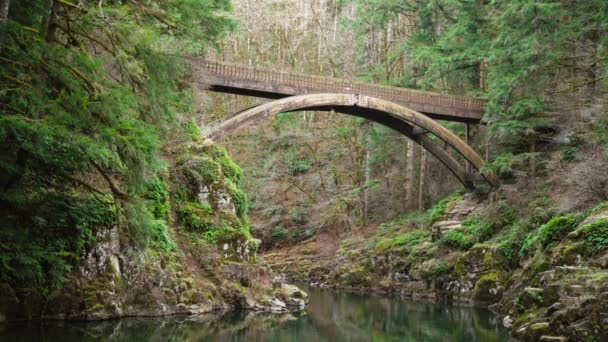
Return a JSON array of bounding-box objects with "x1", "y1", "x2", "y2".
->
[{"x1": 207, "y1": 93, "x2": 497, "y2": 189}]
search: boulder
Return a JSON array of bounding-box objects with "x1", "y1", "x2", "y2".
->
[
  {"x1": 275, "y1": 284, "x2": 308, "y2": 310},
  {"x1": 520, "y1": 287, "x2": 544, "y2": 308},
  {"x1": 472, "y1": 272, "x2": 503, "y2": 303}
]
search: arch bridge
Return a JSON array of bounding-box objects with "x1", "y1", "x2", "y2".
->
[{"x1": 190, "y1": 59, "x2": 496, "y2": 189}]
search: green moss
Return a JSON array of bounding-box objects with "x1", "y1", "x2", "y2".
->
[
  {"x1": 539, "y1": 213, "x2": 582, "y2": 247},
  {"x1": 519, "y1": 230, "x2": 540, "y2": 257},
  {"x1": 218, "y1": 153, "x2": 243, "y2": 184},
  {"x1": 589, "y1": 201, "x2": 608, "y2": 215},
  {"x1": 143, "y1": 176, "x2": 170, "y2": 220},
  {"x1": 462, "y1": 216, "x2": 493, "y2": 242},
  {"x1": 580, "y1": 218, "x2": 608, "y2": 253},
  {"x1": 374, "y1": 238, "x2": 393, "y2": 253},
  {"x1": 374, "y1": 230, "x2": 431, "y2": 254},
  {"x1": 444, "y1": 228, "x2": 475, "y2": 251},
  {"x1": 178, "y1": 202, "x2": 214, "y2": 232},
  {"x1": 198, "y1": 157, "x2": 221, "y2": 184},
  {"x1": 428, "y1": 192, "x2": 464, "y2": 225},
  {"x1": 182, "y1": 119, "x2": 201, "y2": 142},
  {"x1": 225, "y1": 179, "x2": 248, "y2": 217},
  {"x1": 344, "y1": 265, "x2": 372, "y2": 286},
  {"x1": 199, "y1": 144, "x2": 242, "y2": 183},
  {"x1": 454, "y1": 256, "x2": 466, "y2": 276},
  {"x1": 420, "y1": 260, "x2": 453, "y2": 280},
  {"x1": 393, "y1": 230, "x2": 431, "y2": 247},
  {"x1": 472, "y1": 271, "x2": 501, "y2": 302}
]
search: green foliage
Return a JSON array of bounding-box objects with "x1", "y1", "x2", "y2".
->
[
  {"x1": 272, "y1": 226, "x2": 289, "y2": 240},
  {"x1": 428, "y1": 199, "x2": 449, "y2": 225},
  {"x1": 580, "y1": 219, "x2": 608, "y2": 253},
  {"x1": 183, "y1": 120, "x2": 202, "y2": 142},
  {"x1": 375, "y1": 230, "x2": 430, "y2": 253},
  {"x1": 263, "y1": 205, "x2": 286, "y2": 218},
  {"x1": 0, "y1": 195, "x2": 115, "y2": 295},
  {"x1": 178, "y1": 202, "x2": 214, "y2": 232},
  {"x1": 428, "y1": 192, "x2": 464, "y2": 225},
  {"x1": 150, "y1": 220, "x2": 177, "y2": 252},
  {"x1": 144, "y1": 176, "x2": 170, "y2": 219},
  {"x1": 421, "y1": 261, "x2": 453, "y2": 281},
  {"x1": 538, "y1": 214, "x2": 582, "y2": 247},
  {"x1": 0, "y1": 0, "x2": 234, "y2": 297},
  {"x1": 589, "y1": 201, "x2": 608, "y2": 215},
  {"x1": 289, "y1": 208, "x2": 307, "y2": 224},
  {"x1": 210, "y1": 145, "x2": 243, "y2": 184},
  {"x1": 351, "y1": 0, "x2": 608, "y2": 161},
  {"x1": 462, "y1": 216, "x2": 493, "y2": 242},
  {"x1": 481, "y1": 153, "x2": 534, "y2": 180},
  {"x1": 485, "y1": 194, "x2": 555, "y2": 262},
  {"x1": 287, "y1": 159, "x2": 311, "y2": 176},
  {"x1": 561, "y1": 145, "x2": 580, "y2": 162},
  {"x1": 514, "y1": 298, "x2": 526, "y2": 314},
  {"x1": 225, "y1": 179, "x2": 248, "y2": 218},
  {"x1": 519, "y1": 231, "x2": 541, "y2": 258},
  {"x1": 200, "y1": 219, "x2": 251, "y2": 245},
  {"x1": 178, "y1": 202, "x2": 250, "y2": 245},
  {"x1": 444, "y1": 228, "x2": 475, "y2": 251}
]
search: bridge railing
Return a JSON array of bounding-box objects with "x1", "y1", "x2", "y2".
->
[{"x1": 195, "y1": 59, "x2": 486, "y2": 112}]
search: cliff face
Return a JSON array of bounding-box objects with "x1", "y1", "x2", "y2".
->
[{"x1": 0, "y1": 142, "x2": 306, "y2": 322}]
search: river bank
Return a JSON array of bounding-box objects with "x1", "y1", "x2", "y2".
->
[
  {"x1": 0, "y1": 284, "x2": 510, "y2": 341},
  {"x1": 264, "y1": 190, "x2": 608, "y2": 341}
]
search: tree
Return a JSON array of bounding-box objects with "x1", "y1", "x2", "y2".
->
[{"x1": 0, "y1": 0, "x2": 234, "y2": 294}]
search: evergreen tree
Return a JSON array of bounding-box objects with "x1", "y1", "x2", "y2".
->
[{"x1": 0, "y1": 0, "x2": 233, "y2": 293}]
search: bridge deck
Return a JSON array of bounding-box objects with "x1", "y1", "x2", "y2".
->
[{"x1": 190, "y1": 58, "x2": 486, "y2": 123}]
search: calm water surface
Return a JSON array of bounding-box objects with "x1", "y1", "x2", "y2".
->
[{"x1": 0, "y1": 285, "x2": 511, "y2": 341}]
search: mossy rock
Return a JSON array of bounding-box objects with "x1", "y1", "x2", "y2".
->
[
  {"x1": 519, "y1": 287, "x2": 544, "y2": 309},
  {"x1": 525, "y1": 322, "x2": 551, "y2": 341},
  {"x1": 458, "y1": 245, "x2": 508, "y2": 274},
  {"x1": 552, "y1": 241, "x2": 586, "y2": 265},
  {"x1": 472, "y1": 271, "x2": 503, "y2": 303}
]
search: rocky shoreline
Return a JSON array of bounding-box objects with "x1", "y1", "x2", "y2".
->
[{"x1": 263, "y1": 194, "x2": 608, "y2": 341}]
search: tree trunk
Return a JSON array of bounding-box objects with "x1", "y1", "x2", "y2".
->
[
  {"x1": 46, "y1": 0, "x2": 60, "y2": 43},
  {"x1": 530, "y1": 140, "x2": 536, "y2": 176},
  {"x1": 418, "y1": 149, "x2": 428, "y2": 211},
  {"x1": 405, "y1": 141, "x2": 416, "y2": 210},
  {"x1": 0, "y1": 0, "x2": 9, "y2": 23},
  {"x1": 361, "y1": 122, "x2": 373, "y2": 224}
]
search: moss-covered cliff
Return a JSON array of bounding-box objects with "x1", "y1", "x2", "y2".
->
[{"x1": 0, "y1": 142, "x2": 306, "y2": 321}]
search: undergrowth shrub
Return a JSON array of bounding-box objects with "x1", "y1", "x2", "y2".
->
[
  {"x1": 375, "y1": 230, "x2": 430, "y2": 253},
  {"x1": 287, "y1": 159, "x2": 311, "y2": 175},
  {"x1": 272, "y1": 226, "x2": 289, "y2": 240},
  {"x1": 538, "y1": 213, "x2": 582, "y2": 247},
  {"x1": 444, "y1": 228, "x2": 475, "y2": 251},
  {"x1": 580, "y1": 218, "x2": 608, "y2": 253},
  {"x1": 178, "y1": 202, "x2": 214, "y2": 232}
]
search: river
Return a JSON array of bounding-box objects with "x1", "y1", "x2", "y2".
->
[{"x1": 0, "y1": 285, "x2": 511, "y2": 341}]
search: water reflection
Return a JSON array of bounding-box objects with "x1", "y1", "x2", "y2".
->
[{"x1": 0, "y1": 285, "x2": 511, "y2": 341}]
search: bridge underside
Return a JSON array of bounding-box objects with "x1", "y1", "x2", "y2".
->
[
  {"x1": 207, "y1": 84, "x2": 482, "y2": 124},
  {"x1": 205, "y1": 93, "x2": 497, "y2": 189}
]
